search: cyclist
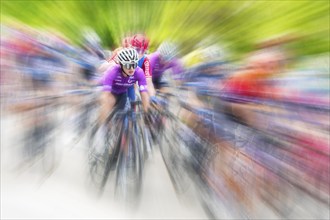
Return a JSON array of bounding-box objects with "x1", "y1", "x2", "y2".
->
[
  {"x1": 92, "y1": 48, "x2": 150, "y2": 152},
  {"x1": 99, "y1": 47, "x2": 150, "y2": 125},
  {"x1": 81, "y1": 27, "x2": 106, "y2": 60},
  {"x1": 221, "y1": 48, "x2": 286, "y2": 129},
  {"x1": 79, "y1": 28, "x2": 106, "y2": 82},
  {"x1": 8, "y1": 40, "x2": 61, "y2": 169},
  {"x1": 98, "y1": 34, "x2": 156, "y2": 98},
  {"x1": 129, "y1": 33, "x2": 156, "y2": 100},
  {"x1": 121, "y1": 35, "x2": 132, "y2": 48},
  {"x1": 148, "y1": 41, "x2": 184, "y2": 93},
  {"x1": 97, "y1": 35, "x2": 132, "y2": 74}
]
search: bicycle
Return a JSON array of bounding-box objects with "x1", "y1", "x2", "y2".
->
[
  {"x1": 88, "y1": 99, "x2": 146, "y2": 204},
  {"x1": 150, "y1": 94, "x2": 204, "y2": 196},
  {"x1": 11, "y1": 95, "x2": 62, "y2": 175},
  {"x1": 175, "y1": 99, "x2": 253, "y2": 218}
]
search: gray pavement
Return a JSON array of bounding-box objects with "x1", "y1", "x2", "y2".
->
[{"x1": 1, "y1": 113, "x2": 208, "y2": 219}]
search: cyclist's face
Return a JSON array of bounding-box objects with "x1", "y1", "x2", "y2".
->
[{"x1": 122, "y1": 62, "x2": 138, "y2": 76}]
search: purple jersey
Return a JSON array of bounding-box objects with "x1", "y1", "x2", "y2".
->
[
  {"x1": 102, "y1": 64, "x2": 148, "y2": 94},
  {"x1": 148, "y1": 52, "x2": 183, "y2": 78}
]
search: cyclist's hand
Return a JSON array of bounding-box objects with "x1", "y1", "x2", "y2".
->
[
  {"x1": 144, "y1": 112, "x2": 153, "y2": 128},
  {"x1": 150, "y1": 96, "x2": 167, "y2": 111},
  {"x1": 150, "y1": 96, "x2": 159, "y2": 105},
  {"x1": 150, "y1": 96, "x2": 162, "y2": 111},
  {"x1": 195, "y1": 108, "x2": 212, "y2": 118}
]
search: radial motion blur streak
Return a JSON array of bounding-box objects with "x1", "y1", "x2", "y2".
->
[{"x1": 1, "y1": 0, "x2": 329, "y2": 219}]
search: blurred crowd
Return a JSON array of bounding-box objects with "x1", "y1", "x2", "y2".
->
[{"x1": 1, "y1": 21, "x2": 329, "y2": 219}]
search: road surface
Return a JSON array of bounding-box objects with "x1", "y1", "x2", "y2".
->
[{"x1": 1, "y1": 112, "x2": 208, "y2": 219}]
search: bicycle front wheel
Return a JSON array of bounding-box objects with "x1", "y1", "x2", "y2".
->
[{"x1": 115, "y1": 120, "x2": 143, "y2": 204}]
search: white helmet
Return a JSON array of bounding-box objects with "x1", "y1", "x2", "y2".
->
[
  {"x1": 117, "y1": 48, "x2": 139, "y2": 64},
  {"x1": 157, "y1": 41, "x2": 178, "y2": 61}
]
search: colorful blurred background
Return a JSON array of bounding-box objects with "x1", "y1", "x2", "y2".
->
[
  {"x1": 2, "y1": 0, "x2": 329, "y2": 56},
  {"x1": 1, "y1": 1, "x2": 329, "y2": 219}
]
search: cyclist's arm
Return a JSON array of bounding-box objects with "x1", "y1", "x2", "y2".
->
[
  {"x1": 146, "y1": 78, "x2": 156, "y2": 97},
  {"x1": 136, "y1": 68, "x2": 150, "y2": 112},
  {"x1": 99, "y1": 66, "x2": 117, "y2": 123},
  {"x1": 97, "y1": 47, "x2": 122, "y2": 74},
  {"x1": 143, "y1": 56, "x2": 152, "y2": 78},
  {"x1": 140, "y1": 91, "x2": 150, "y2": 112},
  {"x1": 100, "y1": 91, "x2": 116, "y2": 124},
  {"x1": 142, "y1": 57, "x2": 156, "y2": 97}
]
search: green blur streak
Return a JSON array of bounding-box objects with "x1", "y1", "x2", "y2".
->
[{"x1": 1, "y1": 0, "x2": 329, "y2": 57}]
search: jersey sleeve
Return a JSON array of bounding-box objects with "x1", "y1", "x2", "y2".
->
[
  {"x1": 171, "y1": 60, "x2": 184, "y2": 75},
  {"x1": 142, "y1": 57, "x2": 152, "y2": 78},
  {"x1": 102, "y1": 65, "x2": 118, "y2": 92},
  {"x1": 136, "y1": 68, "x2": 148, "y2": 93}
]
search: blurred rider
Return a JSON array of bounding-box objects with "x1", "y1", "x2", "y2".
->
[
  {"x1": 99, "y1": 47, "x2": 150, "y2": 125},
  {"x1": 148, "y1": 41, "x2": 184, "y2": 93},
  {"x1": 129, "y1": 33, "x2": 156, "y2": 99}
]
